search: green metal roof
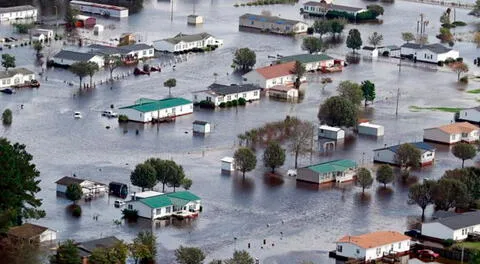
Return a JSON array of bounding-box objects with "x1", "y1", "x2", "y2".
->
[
  {"x1": 139, "y1": 195, "x2": 173, "y2": 208},
  {"x1": 165, "y1": 191, "x2": 201, "y2": 201},
  {"x1": 277, "y1": 53, "x2": 334, "y2": 64},
  {"x1": 306, "y1": 159, "x2": 357, "y2": 174},
  {"x1": 137, "y1": 191, "x2": 201, "y2": 209},
  {"x1": 119, "y1": 97, "x2": 192, "y2": 113}
]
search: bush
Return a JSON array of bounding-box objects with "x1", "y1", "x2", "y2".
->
[
  {"x1": 199, "y1": 100, "x2": 215, "y2": 109},
  {"x1": 238, "y1": 98, "x2": 247, "y2": 105},
  {"x1": 121, "y1": 209, "x2": 139, "y2": 221},
  {"x1": 452, "y1": 21, "x2": 466, "y2": 26},
  {"x1": 460, "y1": 76, "x2": 468, "y2": 84},
  {"x1": 382, "y1": 51, "x2": 389, "y2": 57},
  {"x1": 307, "y1": 27, "x2": 314, "y2": 35},
  {"x1": 234, "y1": 3, "x2": 239, "y2": 7},
  {"x1": 118, "y1": 115, "x2": 129, "y2": 122},
  {"x1": 226, "y1": 101, "x2": 233, "y2": 107},
  {"x1": 443, "y1": 239, "x2": 454, "y2": 247},
  {"x1": 219, "y1": 102, "x2": 226, "y2": 108},
  {"x1": 456, "y1": 57, "x2": 463, "y2": 62},
  {"x1": 72, "y1": 205, "x2": 82, "y2": 217},
  {"x1": 445, "y1": 57, "x2": 455, "y2": 64},
  {"x1": 231, "y1": 100, "x2": 238, "y2": 106},
  {"x1": 2, "y1": 109, "x2": 12, "y2": 125},
  {"x1": 437, "y1": 61, "x2": 444, "y2": 66}
]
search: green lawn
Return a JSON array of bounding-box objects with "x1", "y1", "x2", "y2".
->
[
  {"x1": 409, "y1": 106, "x2": 463, "y2": 113},
  {"x1": 467, "y1": 89, "x2": 480, "y2": 94},
  {"x1": 458, "y1": 242, "x2": 480, "y2": 250}
]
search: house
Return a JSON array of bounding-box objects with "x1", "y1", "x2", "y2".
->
[
  {"x1": 358, "y1": 122, "x2": 384, "y2": 137},
  {"x1": 188, "y1": 14, "x2": 204, "y2": 25},
  {"x1": 242, "y1": 61, "x2": 306, "y2": 89},
  {"x1": 193, "y1": 120, "x2": 211, "y2": 134},
  {"x1": 378, "y1": 45, "x2": 401, "y2": 57},
  {"x1": 267, "y1": 85, "x2": 299, "y2": 99},
  {"x1": 455, "y1": 107, "x2": 480, "y2": 125},
  {"x1": 296, "y1": 159, "x2": 357, "y2": 184},
  {"x1": 77, "y1": 236, "x2": 122, "y2": 263},
  {"x1": 192, "y1": 83, "x2": 261, "y2": 106},
  {"x1": 7, "y1": 223, "x2": 57, "y2": 243},
  {"x1": 55, "y1": 176, "x2": 107, "y2": 196},
  {"x1": 421, "y1": 211, "x2": 480, "y2": 241},
  {"x1": 424, "y1": 122, "x2": 479, "y2": 144},
  {"x1": 400, "y1": 43, "x2": 459, "y2": 63},
  {"x1": 221, "y1": 157, "x2": 235, "y2": 172},
  {"x1": 70, "y1": 0, "x2": 129, "y2": 18},
  {"x1": 0, "y1": 68, "x2": 35, "y2": 88},
  {"x1": 301, "y1": 1, "x2": 367, "y2": 17},
  {"x1": 361, "y1": 46, "x2": 378, "y2": 58},
  {"x1": 118, "y1": 97, "x2": 193, "y2": 123},
  {"x1": 88, "y1": 43, "x2": 155, "y2": 60},
  {"x1": 318, "y1": 125, "x2": 345, "y2": 140},
  {"x1": 373, "y1": 142, "x2": 435, "y2": 166},
  {"x1": 52, "y1": 50, "x2": 105, "y2": 67},
  {"x1": 0, "y1": 5, "x2": 37, "y2": 21},
  {"x1": 126, "y1": 191, "x2": 201, "y2": 220},
  {"x1": 335, "y1": 231, "x2": 411, "y2": 261},
  {"x1": 30, "y1": 29, "x2": 54, "y2": 42},
  {"x1": 275, "y1": 53, "x2": 343, "y2": 72},
  {"x1": 239, "y1": 13, "x2": 308, "y2": 35},
  {"x1": 153, "y1": 32, "x2": 223, "y2": 53}
]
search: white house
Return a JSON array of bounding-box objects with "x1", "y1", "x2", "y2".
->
[
  {"x1": 455, "y1": 107, "x2": 480, "y2": 125},
  {"x1": 267, "y1": 85, "x2": 299, "y2": 99},
  {"x1": 243, "y1": 61, "x2": 306, "y2": 89},
  {"x1": 192, "y1": 83, "x2": 261, "y2": 107},
  {"x1": 153, "y1": 32, "x2": 223, "y2": 53},
  {"x1": 0, "y1": 5, "x2": 37, "y2": 21},
  {"x1": 30, "y1": 29, "x2": 54, "y2": 42},
  {"x1": 7, "y1": 223, "x2": 57, "y2": 243},
  {"x1": 358, "y1": 122, "x2": 384, "y2": 137},
  {"x1": 378, "y1": 45, "x2": 401, "y2": 57},
  {"x1": 70, "y1": 0, "x2": 129, "y2": 18},
  {"x1": 301, "y1": 1, "x2": 367, "y2": 17},
  {"x1": 193, "y1": 120, "x2": 211, "y2": 134},
  {"x1": 239, "y1": 13, "x2": 308, "y2": 35},
  {"x1": 424, "y1": 122, "x2": 479, "y2": 144},
  {"x1": 55, "y1": 176, "x2": 107, "y2": 196},
  {"x1": 318, "y1": 125, "x2": 345, "y2": 140},
  {"x1": 118, "y1": 97, "x2": 193, "y2": 123},
  {"x1": 422, "y1": 211, "x2": 480, "y2": 241},
  {"x1": 0, "y1": 68, "x2": 35, "y2": 88},
  {"x1": 221, "y1": 157, "x2": 235, "y2": 172},
  {"x1": 126, "y1": 191, "x2": 201, "y2": 220},
  {"x1": 52, "y1": 50, "x2": 105, "y2": 67},
  {"x1": 275, "y1": 53, "x2": 343, "y2": 72},
  {"x1": 297, "y1": 159, "x2": 357, "y2": 184},
  {"x1": 336, "y1": 231, "x2": 411, "y2": 261},
  {"x1": 400, "y1": 43, "x2": 459, "y2": 63},
  {"x1": 373, "y1": 142, "x2": 435, "y2": 166},
  {"x1": 361, "y1": 46, "x2": 378, "y2": 58},
  {"x1": 88, "y1": 43, "x2": 154, "y2": 60}
]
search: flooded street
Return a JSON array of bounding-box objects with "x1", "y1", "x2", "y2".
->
[{"x1": 1, "y1": 0, "x2": 480, "y2": 262}]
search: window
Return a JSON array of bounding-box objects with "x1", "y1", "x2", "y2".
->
[
  {"x1": 242, "y1": 93, "x2": 247, "y2": 98},
  {"x1": 254, "y1": 91, "x2": 258, "y2": 96},
  {"x1": 356, "y1": 249, "x2": 360, "y2": 254},
  {"x1": 398, "y1": 242, "x2": 401, "y2": 249},
  {"x1": 462, "y1": 133, "x2": 468, "y2": 137},
  {"x1": 376, "y1": 247, "x2": 381, "y2": 255},
  {"x1": 337, "y1": 245, "x2": 343, "y2": 252},
  {"x1": 227, "y1": 95, "x2": 231, "y2": 100},
  {"x1": 127, "y1": 204, "x2": 133, "y2": 210},
  {"x1": 194, "y1": 95, "x2": 198, "y2": 100},
  {"x1": 251, "y1": 21, "x2": 254, "y2": 25},
  {"x1": 320, "y1": 129, "x2": 324, "y2": 133},
  {"x1": 143, "y1": 50, "x2": 146, "y2": 55},
  {"x1": 166, "y1": 207, "x2": 171, "y2": 213},
  {"x1": 156, "y1": 208, "x2": 162, "y2": 215}
]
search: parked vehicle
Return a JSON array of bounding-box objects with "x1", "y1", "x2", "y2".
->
[
  {"x1": 287, "y1": 169, "x2": 297, "y2": 177},
  {"x1": 150, "y1": 66, "x2": 161, "y2": 72},
  {"x1": 0, "y1": 88, "x2": 14, "y2": 94},
  {"x1": 74, "y1": 112, "x2": 82, "y2": 119},
  {"x1": 133, "y1": 67, "x2": 150, "y2": 76},
  {"x1": 102, "y1": 110, "x2": 118, "y2": 118},
  {"x1": 114, "y1": 200, "x2": 125, "y2": 208},
  {"x1": 12, "y1": 79, "x2": 40, "y2": 88},
  {"x1": 417, "y1": 249, "x2": 439, "y2": 260}
]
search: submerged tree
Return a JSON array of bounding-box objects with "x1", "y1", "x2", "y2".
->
[
  {"x1": 394, "y1": 143, "x2": 421, "y2": 178},
  {"x1": 234, "y1": 147, "x2": 257, "y2": 179},
  {"x1": 263, "y1": 141, "x2": 286, "y2": 173},
  {"x1": 104, "y1": 55, "x2": 122, "y2": 82},
  {"x1": 175, "y1": 246, "x2": 205, "y2": 264},
  {"x1": 69, "y1": 61, "x2": 89, "y2": 88},
  {"x1": 164, "y1": 78, "x2": 177, "y2": 97},
  {"x1": 408, "y1": 180, "x2": 435, "y2": 221},
  {"x1": 302, "y1": 36, "x2": 324, "y2": 54},
  {"x1": 318, "y1": 96, "x2": 358, "y2": 127},
  {"x1": 451, "y1": 143, "x2": 477, "y2": 168},
  {"x1": 367, "y1": 32, "x2": 383, "y2": 48},
  {"x1": 346, "y1": 29, "x2": 362, "y2": 53},
  {"x1": 361, "y1": 80, "x2": 376, "y2": 107},
  {"x1": 292, "y1": 60, "x2": 306, "y2": 89},
  {"x1": 232, "y1": 48, "x2": 256, "y2": 71},
  {"x1": 130, "y1": 163, "x2": 157, "y2": 192},
  {"x1": 289, "y1": 120, "x2": 314, "y2": 169},
  {"x1": 1, "y1": 54, "x2": 15, "y2": 71},
  {"x1": 376, "y1": 164, "x2": 394, "y2": 188},
  {"x1": 401, "y1": 32, "x2": 415, "y2": 43},
  {"x1": 356, "y1": 168, "x2": 373, "y2": 194},
  {"x1": 337, "y1": 80, "x2": 363, "y2": 106}
]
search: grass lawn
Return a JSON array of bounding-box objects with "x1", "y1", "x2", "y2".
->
[
  {"x1": 458, "y1": 241, "x2": 480, "y2": 250},
  {"x1": 409, "y1": 106, "x2": 463, "y2": 113},
  {"x1": 467, "y1": 89, "x2": 480, "y2": 94}
]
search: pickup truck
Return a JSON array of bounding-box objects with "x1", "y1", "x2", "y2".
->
[{"x1": 102, "y1": 110, "x2": 118, "y2": 118}]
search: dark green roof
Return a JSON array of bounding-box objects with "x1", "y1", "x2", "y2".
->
[
  {"x1": 119, "y1": 97, "x2": 192, "y2": 113},
  {"x1": 139, "y1": 195, "x2": 173, "y2": 208},
  {"x1": 165, "y1": 191, "x2": 201, "y2": 201},
  {"x1": 306, "y1": 159, "x2": 357, "y2": 174},
  {"x1": 277, "y1": 53, "x2": 334, "y2": 64}
]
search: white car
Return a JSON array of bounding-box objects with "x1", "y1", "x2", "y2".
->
[
  {"x1": 74, "y1": 112, "x2": 82, "y2": 119},
  {"x1": 102, "y1": 110, "x2": 118, "y2": 118},
  {"x1": 114, "y1": 200, "x2": 125, "y2": 208},
  {"x1": 287, "y1": 169, "x2": 297, "y2": 177}
]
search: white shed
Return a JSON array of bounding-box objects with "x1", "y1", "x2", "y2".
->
[
  {"x1": 93, "y1": 24, "x2": 104, "y2": 34},
  {"x1": 358, "y1": 122, "x2": 384, "y2": 137},
  {"x1": 187, "y1": 14, "x2": 204, "y2": 25},
  {"x1": 221, "y1": 157, "x2": 235, "y2": 172},
  {"x1": 193, "y1": 120, "x2": 211, "y2": 134},
  {"x1": 318, "y1": 125, "x2": 345, "y2": 140}
]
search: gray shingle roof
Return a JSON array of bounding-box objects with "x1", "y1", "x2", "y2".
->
[
  {"x1": 0, "y1": 5, "x2": 36, "y2": 14},
  {"x1": 162, "y1": 32, "x2": 213, "y2": 44},
  {"x1": 432, "y1": 211, "x2": 480, "y2": 230},
  {"x1": 77, "y1": 236, "x2": 121, "y2": 256},
  {"x1": 304, "y1": 2, "x2": 364, "y2": 12},
  {"x1": 53, "y1": 50, "x2": 97, "y2": 61},
  {"x1": 401, "y1": 43, "x2": 453, "y2": 54},
  {"x1": 55, "y1": 176, "x2": 85, "y2": 186},
  {"x1": 240, "y1": 13, "x2": 305, "y2": 26},
  {"x1": 207, "y1": 83, "x2": 261, "y2": 95},
  {"x1": 193, "y1": 120, "x2": 209, "y2": 125},
  {"x1": 88, "y1": 43, "x2": 152, "y2": 55},
  {"x1": 0, "y1": 68, "x2": 34, "y2": 79}
]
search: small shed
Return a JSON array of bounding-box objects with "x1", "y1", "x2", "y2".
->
[
  {"x1": 109, "y1": 182, "x2": 128, "y2": 198},
  {"x1": 318, "y1": 125, "x2": 345, "y2": 140},
  {"x1": 362, "y1": 46, "x2": 378, "y2": 57},
  {"x1": 187, "y1": 14, "x2": 204, "y2": 25},
  {"x1": 75, "y1": 15, "x2": 96, "y2": 28},
  {"x1": 268, "y1": 85, "x2": 299, "y2": 99},
  {"x1": 193, "y1": 120, "x2": 211, "y2": 134},
  {"x1": 221, "y1": 157, "x2": 235, "y2": 172},
  {"x1": 94, "y1": 24, "x2": 104, "y2": 34},
  {"x1": 358, "y1": 122, "x2": 384, "y2": 137},
  {"x1": 7, "y1": 223, "x2": 57, "y2": 243}
]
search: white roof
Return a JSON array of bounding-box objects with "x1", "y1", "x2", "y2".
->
[
  {"x1": 75, "y1": 14, "x2": 92, "y2": 20},
  {"x1": 134, "y1": 191, "x2": 163, "y2": 199},
  {"x1": 221, "y1": 157, "x2": 234, "y2": 163},
  {"x1": 319, "y1": 125, "x2": 343, "y2": 132},
  {"x1": 359, "y1": 122, "x2": 383, "y2": 129}
]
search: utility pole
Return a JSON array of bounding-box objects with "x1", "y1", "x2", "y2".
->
[
  {"x1": 170, "y1": 0, "x2": 174, "y2": 22},
  {"x1": 395, "y1": 85, "x2": 400, "y2": 117},
  {"x1": 54, "y1": 5, "x2": 58, "y2": 37}
]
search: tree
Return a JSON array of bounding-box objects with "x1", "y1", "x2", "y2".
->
[
  {"x1": 367, "y1": 32, "x2": 383, "y2": 48},
  {"x1": 440, "y1": 11, "x2": 451, "y2": 25},
  {"x1": 360, "y1": 80, "x2": 376, "y2": 107},
  {"x1": 130, "y1": 163, "x2": 157, "y2": 192},
  {"x1": 182, "y1": 178, "x2": 193, "y2": 190},
  {"x1": 313, "y1": 20, "x2": 331, "y2": 36},
  {"x1": 346, "y1": 29, "x2": 362, "y2": 53},
  {"x1": 443, "y1": 167, "x2": 480, "y2": 200},
  {"x1": 356, "y1": 168, "x2": 373, "y2": 194},
  {"x1": 129, "y1": 240, "x2": 150, "y2": 264},
  {"x1": 318, "y1": 96, "x2": 358, "y2": 127},
  {"x1": 292, "y1": 60, "x2": 306, "y2": 89},
  {"x1": 0, "y1": 235, "x2": 41, "y2": 264},
  {"x1": 401, "y1": 32, "x2": 415, "y2": 43},
  {"x1": 86, "y1": 62, "x2": 99, "y2": 88},
  {"x1": 394, "y1": 143, "x2": 421, "y2": 177},
  {"x1": 50, "y1": 240, "x2": 81, "y2": 264},
  {"x1": 376, "y1": 164, "x2": 394, "y2": 188},
  {"x1": 233, "y1": 147, "x2": 257, "y2": 179},
  {"x1": 1, "y1": 54, "x2": 15, "y2": 71},
  {"x1": 438, "y1": 27, "x2": 453, "y2": 42},
  {"x1": 166, "y1": 162, "x2": 186, "y2": 192},
  {"x1": 0, "y1": 138, "x2": 45, "y2": 231},
  {"x1": 470, "y1": 250, "x2": 480, "y2": 264},
  {"x1": 450, "y1": 62, "x2": 469, "y2": 81},
  {"x1": 33, "y1": 41, "x2": 43, "y2": 57},
  {"x1": 175, "y1": 246, "x2": 205, "y2": 264},
  {"x1": 64, "y1": 5, "x2": 79, "y2": 29},
  {"x1": 337, "y1": 80, "x2": 363, "y2": 106},
  {"x1": 131, "y1": 231, "x2": 156, "y2": 264},
  {"x1": 301, "y1": 37, "x2": 323, "y2": 54},
  {"x1": 145, "y1": 158, "x2": 172, "y2": 192},
  {"x1": 224, "y1": 250, "x2": 254, "y2": 264},
  {"x1": 330, "y1": 19, "x2": 347, "y2": 37},
  {"x1": 88, "y1": 241, "x2": 128, "y2": 264},
  {"x1": 432, "y1": 178, "x2": 469, "y2": 210},
  {"x1": 263, "y1": 141, "x2": 286, "y2": 173},
  {"x1": 104, "y1": 55, "x2": 122, "y2": 81},
  {"x1": 65, "y1": 184, "x2": 82, "y2": 205},
  {"x1": 69, "y1": 61, "x2": 89, "y2": 88},
  {"x1": 366, "y1": 4, "x2": 384, "y2": 16},
  {"x1": 451, "y1": 143, "x2": 477, "y2": 168},
  {"x1": 232, "y1": 48, "x2": 256, "y2": 71},
  {"x1": 164, "y1": 78, "x2": 177, "y2": 97},
  {"x1": 2, "y1": 109, "x2": 12, "y2": 125},
  {"x1": 289, "y1": 120, "x2": 314, "y2": 169},
  {"x1": 408, "y1": 180, "x2": 435, "y2": 221}
]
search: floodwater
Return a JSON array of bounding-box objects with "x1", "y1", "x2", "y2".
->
[{"x1": 0, "y1": 0, "x2": 480, "y2": 263}]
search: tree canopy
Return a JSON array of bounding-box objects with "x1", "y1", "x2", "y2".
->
[
  {"x1": 2, "y1": 109, "x2": 12, "y2": 125},
  {"x1": 263, "y1": 141, "x2": 286, "y2": 173},
  {"x1": 432, "y1": 178, "x2": 469, "y2": 211},
  {"x1": 361, "y1": 80, "x2": 376, "y2": 107},
  {"x1": 86, "y1": 62, "x2": 99, "y2": 87},
  {"x1": 289, "y1": 120, "x2": 314, "y2": 169},
  {"x1": 69, "y1": 61, "x2": 90, "y2": 88},
  {"x1": 88, "y1": 241, "x2": 128, "y2": 264},
  {"x1": 49, "y1": 240, "x2": 81, "y2": 264},
  {"x1": 233, "y1": 48, "x2": 256, "y2": 71},
  {"x1": 66, "y1": 184, "x2": 83, "y2": 205},
  {"x1": 451, "y1": 143, "x2": 477, "y2": 168},
  {"x1": 366, "y1": 4, "x2": 384, "y2": 16},
  {"x1": 130, "y1": 163, "x2": 157, "y2": 191},
  {"x1": 131, "y1": 231, "x2": 156, "y2": 264},
  {"x1": 302, "y1": 37, "x2": 324, "y2": 54},
  {"x1": 356, "y1": 168, "x2": 373, "y2": 194},
  {"x1": 292, "y1": 61, "x2": 306, "y2": 89},
  {"x1": 234, "y1": 147, "x2": 257, "y2": 178},
  {"x1": 175, "y1": 246, "x2": 205, "y2": 264},
  {"x1": 318, "y1": 96, "x2": 358, "y2": 127},
  {"x1": 33, "y1": 41, "x2": 43, "y2": 56},
  {"x1": 367, "y1": 32, "x2": 383, "y2": 48},
  {"x1": 337, "y1": 80, "x2": 363, "y2": 106},
  {"x1": 376, "y1": 164, "x2": 394, "y2": 188},
  {"x1": 104, "y1": 55, "x2": 122, "y2": 81},
  {"x1": 1, "y1": 54, "x2": 16, "y2": 71},
  {"x1": 394, "y1": 143, "x2": 421, "y2": 176},
  {"x1": 443, "y1": 167, "x2": 480, "y2": 201},
  {"x1": 450, "y1": 61, "x2": 469, "y2": 81},
  {"x1": 224, "y1": 250, "x2": 254, "y2": 264},
  {"x1": 408, "y1": 180, "x2": 435, "y2": 221},
  {"x1": 401, "y1": 32, "x2": 415, "y2": 43},
  {"x1": 346, "y1": 29, "x2": 362, "y2": 53},
  {"x1": 164, "y1": 78, "x2": 177, "y2": 97}
]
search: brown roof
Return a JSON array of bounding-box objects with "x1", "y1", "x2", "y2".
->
[
  {"x1": 255, "y1": 61, "x2": 296, "y2": 79},
  {"x1": 55, "y1": 176, "x2": 85, "y2": 186},
  {"x1": 337, "y1": 231, "x2": 410, "y2": 249},
  {"x1": 7, "y1": 223, "x2": 51, "y2": 239},
  {"x1": 436, "y1": 122, "x2": 479, "y2": 134}
]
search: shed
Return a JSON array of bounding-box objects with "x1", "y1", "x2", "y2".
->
[
  {"x1": 108, "y1": 182, "x2": 128, "y2": 198},
  {"x1": 193, "y1": 120, "x2": 211, "y2": 134},
  {"x1": 221, "y1": 157, "x2": 235, "y2": 172},
  {"x1": 94, "y1": 24, "x2": 104, "y2": 34},
  {"x1": 318, "y1": 125, "x2": 345, "y2": 140},
  {"x1": 358, "y1": 122, "x2": 384, "y2": 137},
  {"x1": 188, "y1": 14, "x2": 204, "y2": 25},
  {"x1": 7, "y1": 223, "x2": 57, "y2": 243},
  {"x1": 362, "y1": 46, "x2": 378, "y2": 57}
]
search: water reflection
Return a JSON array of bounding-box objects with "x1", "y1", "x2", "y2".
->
[{"x1": 262, "y1": 172, "x2": 284, "y2": 187}]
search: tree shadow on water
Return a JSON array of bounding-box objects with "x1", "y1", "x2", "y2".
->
[
  {"x1": 263, "y1": 172, "x2": 284, "y2": 187},
  {"x1": 376, "y1": 186, "x2": 394, "y2": 203},
  {"x1": 354, "y1": 192, "x2": 372, "y2": 206},
  {"x1": 232, "y1": 173, "x2": 255, "y2": 195}
]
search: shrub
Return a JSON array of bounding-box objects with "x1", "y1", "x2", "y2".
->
[
  {"x1": 460, "y1": 76, "x2": 468, "y2": 84},
  {"x1": 234, "y1": 3, "x2": 239, "y2": 7},
  {"x1": 437, "y1": 61, "x2": 444, "y2": 66},
  {"x1": 72, "y1": 205, "x2": 82, "y2": 217},
  {"x1": 238, "y1": 98, "x2": 247, "y2": 105},
  {"x1": 445, "y1": 57, "x2": 455, "y2": 64},
  {"x1": 231, "y1": 100, "x2": 238, "y2": 106},
  {"x1": 226, "y1": 101, "x2": 233, "y2": 107},
  {"x1": 307, "y1": 27, "x2": 314, "y2": 35},
  {"x1": 456, "y1": 57, "x2": 463, "y2": 62},
  {"x1": 118, "y1": 115, "x2": 129, "y2": 122},
  {"x1": 121, "y1": 209, "x2": 139, "y2": 221},
  {"x1": 2, "y1": 109, "x2": 12, "y2": 125},
  {"x1": 219, "y1": 102, "x2": 226, "y2": 108},
  {"x1": 199, "y1": 100, "x2": 215, "y2": 109},
  {"x1": 443, "y1": 239, "x2": 454, "y2": 247},
  {"x1": 382, "y1": 51, "x2": 389, "y2": 57},
  {"x1": 452, "y1": 21, "x2": 466, "y2": 26}
]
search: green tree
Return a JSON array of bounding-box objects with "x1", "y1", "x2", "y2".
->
[
  {"x1": 129, "y1": 239, "x2": 150, "y2": 264},
  {"x1": 130, "y1": 163, "x2": 157, "y2": 191},
  {"x1": 234, "y1": 147, "x2": 257, "y2": 179},
  {"x1": 104, "y1": 55, "x2": 122, "y2": 82},
  {"x1": 443, "y1": 167, "x2": 480, "y2": 200},
  {"x1": 292, "y1": 60, "x2": 306, "y2": 89},
  {"x1": 86, "y1": 62, "x2": 99, "y2": 88},
  {"x1": 164, "y1": 78, "x2": 177, "y2": 98},
  {"x1": 65, "y1": 183, "x2": 82, "y2": 205},
  {"x1": 182, "y1": 178, "x2": 193, "y2": 190},
  {"x1": 224, "y1": 250, "x2": 254, "y2": 264},
  {"x1": 175, "y1": 246, "x2": 205, "y2": 264},
  {"x1": 346, "y1": 29, "x2": 362, "y2": 53},
  {"x1": 50, "y1": 240, "x2": 81, "y2": 264},
  {"x1": 133, "y1": 231, "x2": 156, "y2": 263},
  {"x1": 366, "y1": 4, "x2": 384, "y2": 16},
  {"x1": 376, "y1": 164, "x2": 394, "y2": 188},
  {"x1": 330, "y1": 19, "x2": 346, "y2": 37},
  {"x1": 337, "y1": 80, "x2": 363, "y2": 106},
  {"x1": 313, "y1": 20, "x2": 331, "y2": 36},
  {"x1": 432, "y1": 178, "x2": 469, "y2": 210},
  {"x1": 360, "y1": 80, "x2": 376, "y2": 107},
  {"x1": 451, "y1": 143, "x2": 477, "y2": 168},
  {"x1": 88, "y1": 248, "x2": 110, "y2": 264},
  {"x1": 145, "y1": 158, "x2": 173, "y2": 192},
  {"x1": 438, "y1": 27, "x2": 453, "y2": 42},
  {"x1": 232, "y1": 48, "x2": 256, "y2": 71},
  {"x1": 263, "y1": 141, "x2": 286, "y2": 173},
  {"x1": 64, "y1": 5, "x2": 79, "y2": 29},
  {"x1": 289, "y1": 120, "x2": 314, "y2": 169},
  {"x1": 166, "y1": 162, "x2": 186, "y2": 192},
  {"x1": 394, "y1": 143, "x2": 421, "y2": 177},
  {"x1": 301, "y1": 37, "x2": 323, "y2": 54},
  {"x1": 470, "y1": 250, "x2": 480, "y2": 264},
  {"x1": 356, "y1": 168, "x2": 373, "y2": 194},
  {"x1": 450, "y1": 61, "x2": 469, "y2": 81},
  {"x1": 69, "y1": 61, "x2": 89, "y2": 88},
  {"x1": 408, "y1": 180, "x2": 435, "y2": 221},
  {"x1": 401, "y1": 32, "x2": 415, "y2": 43},
  {"x1": 1, "y1": 54, "x2": 16, "y2": 71},
  {"x1": 0, "y1": 138, "x2": 45, "y2": 231},
  {"x1": 33, "y1": 41, "x2": 43, "y2": 57},
  {"x1": 318, "y1": 96, "x2": 358, "y2": 127},
  {"x1": 2, "y1": 109, "x2": 12, "y2": 125},
  {"x1": 367, "y1": 32, "x2": 383, "y2": 48},
  {"x1": 440, "y1": 11, "x2": 451, "y2": 25}
]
